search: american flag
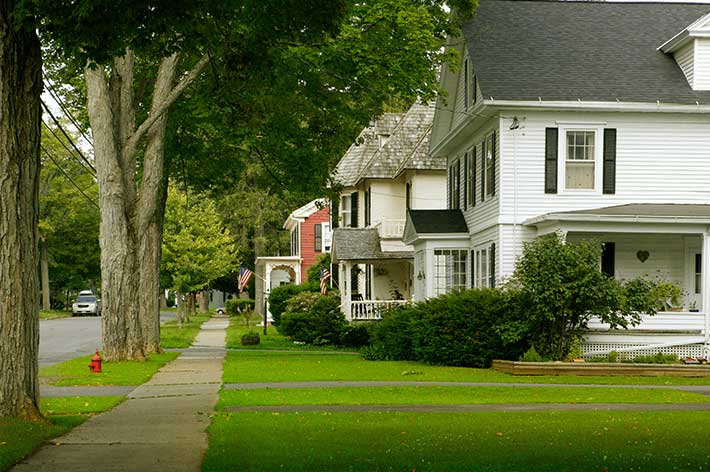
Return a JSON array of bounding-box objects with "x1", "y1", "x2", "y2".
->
[
  {"x1": 320, "y1": 264, "x2": 331, "y2": 295},
  {"x1": 238, "y1": 266, "x2": 253, "y2": 293}
]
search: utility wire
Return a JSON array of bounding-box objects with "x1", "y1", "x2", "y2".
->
[
  {"x1": 41, "y1": 144, "x2": 100, "y2": 209},
  {"x1": 41, "y1": 100, "x2": 97, "y2": 174},
  {"x1": 42, "y1": 72, "x2": 94, "y2": 146},
  {"x1": 41, "y1": 121, "x2": 96, "y2": 177}
]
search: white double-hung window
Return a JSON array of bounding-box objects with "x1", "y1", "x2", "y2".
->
[
  {"x1": 558, "y1": 125, "x2": 603, "y2": 193},
  {"x1": 433, "y1": 249, "x2": 467, "y2": 296}
]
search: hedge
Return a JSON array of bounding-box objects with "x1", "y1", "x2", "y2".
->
[{"x1": 225, "y1": 298, "x2": 255, "y2": 316}]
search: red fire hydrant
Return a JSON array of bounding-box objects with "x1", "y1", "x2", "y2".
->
[{"x1": 88, "y1": 350, "x2": 102, "y2": 373}]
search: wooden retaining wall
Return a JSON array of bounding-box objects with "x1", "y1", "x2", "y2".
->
[{"x1": 491, "y1": 360, "x2": 710, "y2": 377}]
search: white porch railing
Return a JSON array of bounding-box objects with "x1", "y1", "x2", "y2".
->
[
  {"x1": 350, "y1": 300, "x2": 409, "y2": 320},
  {"x1": 374, "y1": 218, "x2": 406, "y2": 239}
]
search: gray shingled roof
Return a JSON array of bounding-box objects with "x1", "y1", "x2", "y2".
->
[
  {"x1": 527, "y1": 204, "x2": 710, "y2": 225},
  {"x1": 407, "y1": 210, "x2": 468, "y2": 234},
  {"x1": 464, "y1": 1, "x2": 710, "y2": 105},
  {"x1": 358, "y1": 102, "x2": 437, "y2": 182},
  {"x1": 331, "y1": 228, "x2": 413, "y2": 262},
  {"x1": 332, "y1": 113, "x2": 403, "y2": 187}
]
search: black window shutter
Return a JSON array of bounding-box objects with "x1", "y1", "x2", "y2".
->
[
  {"x1": 455, "y1": 159, "x2": 461, "y2": 209},
  {"x1": 314, "y1": 224, "x2": 322, "y2": 252},
  {"x1": 331, "y1": 199, "x2": 339, "y2": 229},
  {"x1": 447, "y1": 165, "x2": 452, "y2": 209},
  {"x1": 350, "y1": 192, "x2": 359, "y2": 228},
  {"x1": 472, "y1": 74, "x2": 477, "y2": 105},
  {"x1": 480, "y1": 140, "x2": 486, "y2": 202},
  {"x1": 463, "y1": 153, "x2": 468, "y2": 211},
  {"x1": 545, "y1": 128, "x2": 558, "y2": 194},
  {"x1": 472, "y1": 147, "x2": 476, "y2": 207},
  {"x1": 489, "y1": 243, "x2": 496, "y2": 288},
  {"x1": 491, "y1": 132, "x2": 497, "y2": 196},
  {"x1": 603, "y1": 129, "x2": 617, "y2": 194},
  {"x1": 601, "y1": 242, "x2": 615, "y2": 277},
  {"x1": 463, "y1": 59, "x2": 469, "y2": 109}
]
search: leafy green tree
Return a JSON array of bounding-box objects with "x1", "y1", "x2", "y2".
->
[
  {"x1": 161, "y1": 186, "x2": 236, "y2": 326},
  {"x1": 39, "y1": 126, "x2": 100, "y2": 310},
  {"x1": 509, "y1": 233, "x2": 665, "y2": 361}
]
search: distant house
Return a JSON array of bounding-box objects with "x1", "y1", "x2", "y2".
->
[
  {"x1": 331, "y1": 102, "x2": 447, "y2": 320},
  {"x1": 254, "y1": 199, "x2": 331, "y2": 318},
  {"x1": 406, "y1": 1, "x2": 710, "y2": 358}
]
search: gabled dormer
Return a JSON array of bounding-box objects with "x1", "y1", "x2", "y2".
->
[{"x1": 660, "y1": 12, "x2": 710, "y2": 91}]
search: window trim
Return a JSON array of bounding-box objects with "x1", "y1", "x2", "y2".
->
[
  {"x1": 557, "y1": 125, "x2": 604, "y2": 194},
  {"x1": 339, "y1": 194, "x2": 352, "y2": 228},
  {"x1": 433, "y1": 248, "x2": 468, "y2": 296},
  {"x1": 472, "y1": 243, "x2": 495, "y2": 288}
]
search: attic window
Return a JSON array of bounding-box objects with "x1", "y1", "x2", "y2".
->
[{"x1": 378, "y1": 134, "x2": 389, "y2": 149}]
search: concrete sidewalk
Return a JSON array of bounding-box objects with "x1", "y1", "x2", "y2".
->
[{"x1": 14, "y1": 316, "x2": 228, "y2": 472}]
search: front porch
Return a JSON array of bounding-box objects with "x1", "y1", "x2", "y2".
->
[{"x1": 527, "y1": 204, "x2": 710, "y2": 358}]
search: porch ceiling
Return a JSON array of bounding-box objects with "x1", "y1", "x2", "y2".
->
[{"x1": 526, "y1": 204, "x2": 710, "y2": 226}]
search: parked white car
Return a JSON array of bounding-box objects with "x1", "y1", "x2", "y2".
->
[{"x1": 72, "y1": 295, "x2": 101, "y2": 316}]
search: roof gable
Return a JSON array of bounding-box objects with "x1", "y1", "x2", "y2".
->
[{"x1": 463, "y1": 1, "x2": 710, "y2": 105}]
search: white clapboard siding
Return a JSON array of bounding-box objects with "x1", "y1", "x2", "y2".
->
[
  {"x1": 694, "y1": 38, "x2": 710, "y2": 90},
  {"x1": 587, "y1": 312, "x2": 705, "y2": 332},
  {"x1": 498, "y1": 110, "x2": 710, "y2": 222},
  {"x1": 674, "y1": 41, "x2": 695, "y2": 87}
]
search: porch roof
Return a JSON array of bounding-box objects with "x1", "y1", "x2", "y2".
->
[
  {"x1": 331, "y1": 228, "x2": 412, "y2": 262},
  {"x1": 525, "y1": 204, "x2": 710, "y2": 226}
]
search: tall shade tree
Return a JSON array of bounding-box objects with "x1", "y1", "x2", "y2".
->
[
  {"x1": 33, "y1": 0, "x2": 475, "y2": 361},
  {"x1": 0, "y1": 0, "x2": 42, "y2": 419}
]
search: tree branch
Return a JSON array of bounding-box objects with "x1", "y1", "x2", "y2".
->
[{"x1": 123, "y1": 55, "x2": 210, "y2": 162}]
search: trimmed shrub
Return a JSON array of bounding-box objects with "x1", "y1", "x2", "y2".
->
[
  {"x1": 279, "y1": 295, "x2": 346, "y2": 345},
  {"x1": 268, "y1": 282, "x2": 320, "y2": 325},
  {"x1": 240, "y1": 331, "x2": 261, "y2": 345},
  {"x1": 519, "y1": 346, "x2": 544, "y2": 362},
  {"x1": 368, "y1": 305, "x2": 419, "y2": 361},
  {"x1": 225, "y1": 298, "x2": 255, "y2": 316},
  {"x1": 366, "y1": 289, "x2": 529, "y2": 368},
  {"x1": 339, "y1": 323, "x2": 371, "y2": 348}
]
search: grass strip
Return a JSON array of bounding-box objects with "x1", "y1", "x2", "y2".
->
[
  {"x1": 204, "y1": 410, "x2": 710, "y2": 471},
  {"x1": 160, "y1": 314, "x2": 211, "y2": 348},
  {"x1": 40, "y1": 352, "x2": 178, "y2": 386},
  {"x1": 223, "y1": 350, "x2": 710, "y2": 385},
  {"x1": 1, "y1": 396, "x2": 125, "y2": 471},
  {"x1": 225, "y1": 319, "x2": 359, "y2": 352},
  {"x1": 39, "y1": 310, "x2": 72, "y2": 320},
  {"x1": 218, "y1": 385, "x2": 710, "y2": 409}
]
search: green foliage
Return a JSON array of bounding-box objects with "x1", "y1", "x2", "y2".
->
[
  {"x1": 279, "y1": 296, "x2": 346, "y2": 345},
  {"x1": 225, "y1": 299, "x2": 255, "y2": 316},
  {"x1": 268, "y1": 282, "x2": 320, "y2": 325},
  {"x1": 608, "y1": 351, "x2": 619, "y2": 363},
  {"x1": 508, "y1": 233, "x2": 671, "y2": 361},
  {"x1": 520, "y1": 346, "x2": 544, "y2": 363},
  {"x1": 307, "y1": 253, "x2": 332, "y2": 283},
  {"x1": 590, "y1": 351, "x2": 679, "y2": 364},
  {"x1": 339, "y1": 323, "x2": 371, "y2": 348},
  {"x1": 649, "y1": 281, "x2": 683, "y2": 311},
  {"x1": 161, "y1": 186, "x2": 236, "y2": 294},
  {"x1": 240, "y1": 331, "x2": 261, "y2": 346},
  {"x1": 368, "y1": 290, "x2": 528, "y2": 367}
]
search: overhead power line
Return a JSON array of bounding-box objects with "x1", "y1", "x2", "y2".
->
[
  {"x1": 41, "y1": 100, "x2": 97, "y2": 174},
  {"x1": 40, "y1": 144, "x2": 100, "y2": 209},
  {"x1": 42, "y1": 72, "x2": 94, "y2": 146},
  {"x1": 41, "y1": 121, "x2": 96, "y2": 178}
]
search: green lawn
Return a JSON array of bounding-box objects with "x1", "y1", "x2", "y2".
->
[
  {"x1": 160, "y1": 314, "x2": 211, "y2": 348},
  {"x1": 1, "y1": 396, "x2": 124, "y2": 471},
  {"x1": 40, "y1": 352, "x2": 178, "y2": 386},
  {"x1": 225, "y1": 319, "x2": 359, "y2": 352},
  {"x1": 223, "y1": 350, "x2": 710, "y2": 386},
  {"x1": 39, "y1": 309, "x2": 72, "y2": 320},
  {"x1": 218, "y1": 385, "x2": 710, "y2": 408},
  {"x1": 203, "y1": 410, "x2": 710, "y2": 472}
]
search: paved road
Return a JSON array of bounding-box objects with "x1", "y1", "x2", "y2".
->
[{"x1": 39, "y1": 311, "x2": 177, "y2": 367}]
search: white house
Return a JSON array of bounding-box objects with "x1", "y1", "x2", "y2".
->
[
  {"x1": 405, "y1": 1, "x2": 710, "y2": 358},
  {"x1": 331, "y1": 102, "x2": 447, "y2": 320}
]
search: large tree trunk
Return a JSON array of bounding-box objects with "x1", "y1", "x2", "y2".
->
[
  {"x1": 40, "y1": 240, "x2": 50, "y2": 310},
  {"x1": 0, "y1": 2, "x2": 42, "y2": 419},
  {"x1": 85, "y1": 58, "x2": 144, "y2": 361},
  {"x1": 200, "y1": 290, "x2": 209, "y2": 314},
  {"x1": 138, "y1": 55, "x2": 177, "y2": 355}
]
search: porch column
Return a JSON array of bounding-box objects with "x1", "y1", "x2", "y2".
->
[
  {"x1": 342, "y1": 262, "x2": 351, "y2": 320},
  {"x1": 703, "y1": 232, "x2": 710, "y2": 356}
]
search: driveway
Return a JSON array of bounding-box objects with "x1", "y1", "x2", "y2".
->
[{"x1": 39, "y1": 311, "x2": 178, "y2": 367}]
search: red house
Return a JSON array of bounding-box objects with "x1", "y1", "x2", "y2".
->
[{"x1": 284, "y1": 199, "x2": 331, "y2": 282}]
